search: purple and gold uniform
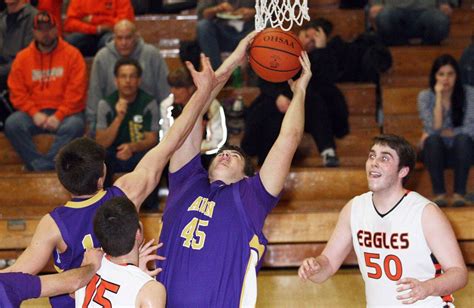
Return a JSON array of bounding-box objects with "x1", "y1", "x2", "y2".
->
[
  {"x1": 0, "y1": 272, "x2": 41, "y2": 307},
  {"x1": 49, "y1": 186, "x2": 124, "y2": 307},
  {"x1": 157, "y1": 155, "x2": 279, "y2": 307}
]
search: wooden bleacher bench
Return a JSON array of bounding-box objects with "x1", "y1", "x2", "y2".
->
[{"x1": 0, "y1": 165, "x2": 473, "y2": 270}]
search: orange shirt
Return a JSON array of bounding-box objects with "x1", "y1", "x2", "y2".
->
[
  {"x1": 8, "y1": 39, "x2": 87, "y2": 121},
  {"x1": 64, "y1": 0, "x2": 135, "y2": 35}
]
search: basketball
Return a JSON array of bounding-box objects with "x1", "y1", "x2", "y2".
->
[{"x1": 249, "y1": 28, "x2": 303, "y2": 83}]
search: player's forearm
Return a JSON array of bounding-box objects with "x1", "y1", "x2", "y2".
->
[
  {"x1": 95, "y1": 117, "x2": 123, "y2": 148},
  {"x1": 424, "y1": 266, "x2": 468, "y2": 297},
  {"x1": 40, "y1": 264, "x2": 96, "y2": 297},
  {"x1": 309, "y1": 255, "x2": 335, "y2": 284},
  {"x1": 278, "y1": 89, "x2": 305, "y2": 146}
]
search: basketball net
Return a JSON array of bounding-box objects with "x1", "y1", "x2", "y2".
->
[{"x1": 255, "y1": 0, "x2": 310, "y2": 32}]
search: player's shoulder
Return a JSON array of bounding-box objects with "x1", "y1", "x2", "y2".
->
[{"x1": 137, "y1": 280, "x2": 166, "y2": 307}]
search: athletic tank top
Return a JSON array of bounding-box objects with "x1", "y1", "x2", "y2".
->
[
  {"x1": 350, "y1": 191, "x2": 454, "y2": 307},
  {"x1": 75, "y1": 256, "x2": 154, "y2": 307}
]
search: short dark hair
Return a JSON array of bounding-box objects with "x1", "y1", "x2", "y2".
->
[
  {"x1": 94, "y1": 196, "x2": 140, "y2": 257},
  {"x1": 372, "y1": 134, "x2": 416, "y2": 185},
  {"x1": 113, "y1": 58, "x2": 142, "y2": 77},
  {"x1": 211, "y1": 145, "x2": 255, "y2": 176},
  {"x1": 303, "y1": 18, "x2": 333, "y2": 36},
  {"x1": 429, "y1": 54, "x2": 465, "y2": 127},
  {"x1": 167, "y1": 67, "x2": 194, "y2": 88},
  {"x1": 56, "y1": 137, "x2": 106, "y2": 195}
]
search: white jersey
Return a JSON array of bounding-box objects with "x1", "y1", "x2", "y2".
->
[
  {"x1": 75, "y1": 256, "x2": 154, "y2": 307},
  {"x1": 350, "y1": 191, "x2": 454, "y2": 308}
]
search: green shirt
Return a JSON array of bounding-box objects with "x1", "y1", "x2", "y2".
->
[{"x1": 97, "y1": 89, "x2": 159, "y2": 149}]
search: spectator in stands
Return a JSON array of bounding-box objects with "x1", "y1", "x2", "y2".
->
[
  {"x1": 64, "y1": 0, "x2": 135, "y2": 57},
  {"x1": 242, "y1": 23, "x2": 349, "y2": 167},
  {"x1": 87, "y1": 19, "x2": 169, "y2": 132},
  {"x1": 95, "y1": 58, "x2": 159, "y2": 185},
  {"x1": 160, "y1": 67, "x2": 227, "y2": 157},
  {"x1": 5, "y1": 11, "x2": 86, "y2": 171},
  {"x1": 369, "y1": 0, "x2": 452, "y2": 45},
  {"x1": 0, "y1": 0, "x2": 37, "y2": 92},
  {"x1": 418, "y1": 54, "x2": 474, "y2": 207},
  {"x1": 197, "y1": 0, "x2": 255, "y2": 69},
  {"x1": 0, "y1": 248, "x2": 103, "y2": 307}
]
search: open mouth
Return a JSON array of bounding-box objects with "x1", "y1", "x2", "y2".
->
[{"x1": 368, "y1": 171, "x2": 382, "y2": 178}]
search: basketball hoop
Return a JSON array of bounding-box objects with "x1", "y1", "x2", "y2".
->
[{"x1": 255, "y1": 0, "x2": 310, "y2": 32}]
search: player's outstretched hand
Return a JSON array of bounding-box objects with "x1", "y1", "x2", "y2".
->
[
  {"x1": 288, "y1": 51, "x2": 312, "y2": 94},
  {"x1": 139, "y1": 239, "x2": 166, "y2": 277},
  {"x1": 396, "y1": 277, "x2": 433, "y2": 304},
  {"x1": 185, "y1": 53, "x2": 217, "y2": 94},
  {"x1": 216, "y1": 30, "x2": 258, "y2": 82},
  {"x1": 82, "y1": 248, "x2": 104, "y2": 272},
  {"x1": 298, "y1": 257, "x2": 321, "y2": 281}
]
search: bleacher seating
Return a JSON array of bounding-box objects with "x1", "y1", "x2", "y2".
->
[{"x1": 1, "y1": 3, "x2": 473, "y2": 283}]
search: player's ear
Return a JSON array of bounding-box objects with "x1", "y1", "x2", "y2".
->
[
  {"x1": 398, "y1": 166, "x2": 409, "y2": 179},
  {"x1": 97, "y1": 163, "x2": 106, "y2": 190}
]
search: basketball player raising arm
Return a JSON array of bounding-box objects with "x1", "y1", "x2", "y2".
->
[
  {"x1": 0, "y1": 55, "x2": 222, "y2": 306},
  {"x1": 299, "y1": 135, "x2": 467, "y2": 306}
]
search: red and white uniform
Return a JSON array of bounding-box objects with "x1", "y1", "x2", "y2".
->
[
  {"x1": 76, "y1": 256, "x2": 153, "y2": 307},
  {"x1": 350, "y1": 191, "x2": 454, "y2": 307}
]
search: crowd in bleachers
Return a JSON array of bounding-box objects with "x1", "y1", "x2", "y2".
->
[{"x1": 0, "y1": 0, "x2": 472, "y2": 206}]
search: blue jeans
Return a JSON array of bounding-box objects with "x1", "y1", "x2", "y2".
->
[
  {"x1": 64, "y1": 32, "x2": 113, "y2": 57},
  {"x1": 4, "y1": 110, "x2": 85, "y2": 171},
  {"x1": 375, "y1": 7, "x2": 450, "y2": 45},
  {"x1": 197, "y1": 19, "x2": 254, "y2": 69},
  {"x1": 422, "y1": 134, "x2": 474, "y2": 195}
]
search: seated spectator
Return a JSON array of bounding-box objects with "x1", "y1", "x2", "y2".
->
[
  {"x1": 5, "y1": 11, "x2": 86, "y2": 171},
  {"x1": 64, "y1": 0, "x2": 135, "y2": 57},
  {"x1": 242, "y1": 25, "x2": 349, "y2": 167},
  {"x1": 369, "y1": 0, "x2": 452, "y2": 45},
  {"x1": 160, "y1": 67, "x2": 227, "y2": 157},
  {"x1": 197, "y1": 0, "x2": 255, "y2": 69},
  {"x1": 87, "y1": 19, "x2": 169, "y2": 131},
  {"x1": 418, "y1": 54, "x2": 474, "y2": 207},
  {"x1": 302, "y1": 18, "x2": 392, "y2": 85},
  {"x1": 95, "y1": 58, "x2": 159, "y2": 185},
  {"x1": 0, "y1": 0, "x2": 37, "y2": 91}
]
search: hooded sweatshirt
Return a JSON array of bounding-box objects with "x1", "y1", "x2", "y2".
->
[
  {"x1": 86, "y1": 37, "x2": 170, "y2": 128},
  {"x1": 7, "y1": 38, "x2": 87, "y2": 121},
  {"x1": 64, "y1": 0, "x2": 135, "y2": 35}
]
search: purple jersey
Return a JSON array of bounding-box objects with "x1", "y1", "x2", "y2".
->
[
  {"x1": 48, "y1": 186, "x2": 124, "y2": 307},
  {"x1": 0, "y1": 272, "x2": 40, "y2": 307},
  {"x1": 157, "y1": 154, "x2": 279, "y2": 307}
]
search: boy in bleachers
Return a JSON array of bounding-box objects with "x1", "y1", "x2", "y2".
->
[
  {"x1": 87, "y1": 19, "x2": 170, "y2": 132},
  {"x1": 95, "y1": 58, "x2": 159, "y2": 185},
  {"x1": 64, "y1": 0, "x2": 135, "y2": 56},
  {"x1": 5, "y1": 11, "x2": 86, "y2": 171},
  {"x1": 160, "y1": 67, "x2": 227, "y2": 157}
]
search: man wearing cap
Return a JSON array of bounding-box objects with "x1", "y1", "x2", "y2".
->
[
  {"x1": 0, "y1": 0, "x2": 37, "y2": 91},
  {"x1": 4, "y1": 11, "x2": 86, "y2": 171}
]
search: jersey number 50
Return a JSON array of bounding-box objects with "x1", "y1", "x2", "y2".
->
[
  {"x1": 364, "y1": 252, "x2": 402, "y2": 281},
  {"x1": 181, "y1": 218, "x2": 209, "y2": 250}
]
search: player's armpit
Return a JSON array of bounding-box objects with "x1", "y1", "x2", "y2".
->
[
  {"x1": 1, "y1": 214, "x2": 63, "y2": 275},
  {"x1": 136, "y1": 280, "x2": 166, "y2": 308}
]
